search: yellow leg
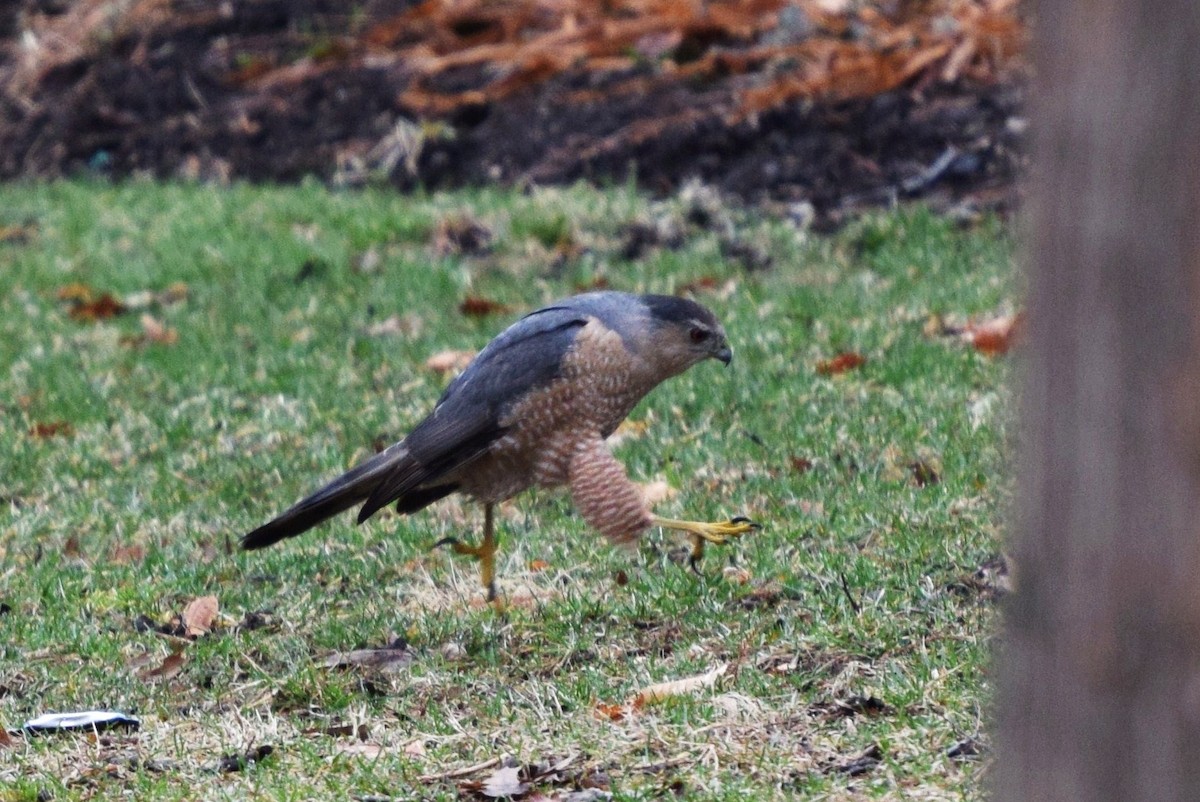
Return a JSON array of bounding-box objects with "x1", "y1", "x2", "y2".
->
[
  {"x1": 434, "y1": 503, "x2": 499, "y2": 603},
  {"x1": 650, "y1": 515, "x2": 760, "y2": 573}
]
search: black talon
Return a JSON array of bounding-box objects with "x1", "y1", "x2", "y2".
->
[
  {"x1": 730, "y1": 516, "x2": 762, "y2": 529},
  {"x1": 433, "y1": 536, "x2": 459, "y2": 550}
]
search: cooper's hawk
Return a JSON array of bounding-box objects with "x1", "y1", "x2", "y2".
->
[{"x1": 242, "y1": 291, "x2": 756, "y2": 601}]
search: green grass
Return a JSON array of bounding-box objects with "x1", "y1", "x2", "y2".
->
[{"x1": 0, "y1": 179, "x2": 1014, "y2": 800}]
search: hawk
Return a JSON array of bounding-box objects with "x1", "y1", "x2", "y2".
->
[{"x1": 243, "y1": 291, "x2": 756, "y2": 601}]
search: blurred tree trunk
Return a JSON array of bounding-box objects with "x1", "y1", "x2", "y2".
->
[{"x1": 997, "y1": 2, "x2": 1200, "y2": 800}]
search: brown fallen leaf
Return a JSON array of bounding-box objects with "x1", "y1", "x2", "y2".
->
[
  {"x1": 60, "y1": 286, "x2": 127, "y2": 321},
  {"x1": 425, "y1": 349, "x2": 476, "y2": 374},
  {"x1": 478, "y1": 765, "x2": 529, "y2": 799},
  {"x1": 140, "y1": 649, "x2": 185, "y2": 682},
  {"x1": 158, "y1": 282, "x2": 190, "y2": 306},
  {"x1": 123, "y1": 313, "x2": 179, "y2": 347},
  {"x1": 816, "y1": 352, "x2": 866, "y2": 376},
  {"x1": 123, "y1": 282, "x2": 190, "y2": 310},
  {"x1": 789, "y1": 456, "x2": 814, "y2": 474},
  {"x1": 963, "y1": 311, "x2": 1024, "y2": 356},
  {"x1": 528, "y1": 559, "x2": 551, "y2": 572},
  {"x1": 0, "y1": 727, "x2": 13, "y2": 748},
  {"x1": 55, "y1": 283, "x2": 94, "y2": 303},
  {"x1": 595, "y1": 701, "x2": 628, "y2": 721},
  {"x1": 634, "y1": 663, "x2": 729, "y2": 708},
  {"x1": 63, "y1": 534, "x2": 83, "y2": 559},
  {"x1": 722, "y1": 567, "x2": 753, "y2": 585},
  {"x1": 180, "y1": 595, "x2": 219, "y2": 638},
  {"x1": 139, "y1": 313, "x2": 178, "y2": 345},
  {"x1": 336, "y1": 741, "x2": 385, "y2": 758},
  {"x1": 932, "y1": 310, "x2": 1025, "y2": 356},
  {"x1": 366, "y1": 314, "x2": 422, "y2": 337},
  {"x1": 459, "y1": 295, "x2": 511, "y2": 317},
  {"x1": 110, "y1": 543, "x2": 146, "y2": 565},
  {"x1": 324, "y1": 638, "x2": 412, "y2": 672},
  {"x1": 678, "y1": 275, "x2": 721, "y2": 294},
  {"x1": 29, "y1": 421, "x2": 73, "y2": 439}
]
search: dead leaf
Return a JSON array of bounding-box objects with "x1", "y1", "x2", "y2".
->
[
  {"x1": 964, "y1": 311, "x2": 1024, "y2": 355},
  {"x1": 0, "y1": 728, "x2": 13, "y2": 748},
  {"x1": 324, "y1": 638, "x2": 412, "y2": 672},
  {"x1": 678, "y1": 275, "x2": 721, "y2": 294},
  {"x1": 180, "y1": 595, "x2": 219, "y2": 638},
  {"x1": 425, "y1": 349, "x2": 476, "y2": 374},
  {"x1": 140, "y1": 650, "x2": 185, "y2": 682},
  {"x1": 110, "y1": 283, "x2": 188, "y2": 311},
  {"x1": 723, "y1": 566, "x2": 753, "y2": 585},
  {"x1": 404, "y1": 738, "x2": 427, "y2": 757},
  {"x1": 60, "y1": 286, "x2": 127, "y2": 321},
  {"x1": 634, "y1": 663, "x2": 728, "y2": 707},
  {"x1": 55, "y1": 283, "x2": 94, "y2": 303},
  {"x1": 110, "y1": 544, "x2": 145, "y2": 565},
  {"x1": 141, "y1": 313, "x2": 178, "y2": 344},
  {"x1": 29, "y1": 421, "x2": 73, "y2": 439},
  {"x1": 789, "y1": 456, "x2": 814, "y2": 474},
  {"x1": 528, "y1": 559, "x2": 551, "y2": 572},
  {"x1": 480, "y1": 765, "x2": 530, "y2": 798},
  {"x1": 594, "y1": 701, "x2": 628, "y2": 722},
  {"x1": 158, "y1": 282, "x2": 189, "y2": 306},
  {"x1": 63, "y1": 534, "x2": 82, "y2": 559},
  {"x1": 459, "y1": 295, "x2": 511, "y2": 317},
  {"x1": 816, "y1": 352, "x2": 866, "y2": 375},
  {"x1": 366, "y1": 314, "x2": 422, "y2": 337},
  {"x1": 336, "y1": 741, "x2": 385, "y2": 757},
  {"x1": 121, "y1": 312, "x2": 179, "y2": 347}
]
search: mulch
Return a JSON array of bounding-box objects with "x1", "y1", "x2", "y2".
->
[{"x1": 0, "y1": 0, "x2": 1028, "y2": 226}]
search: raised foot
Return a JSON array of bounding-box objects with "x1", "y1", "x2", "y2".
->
[{"x1": 650, "y1": 515, "x2": 761, "y2": 573}]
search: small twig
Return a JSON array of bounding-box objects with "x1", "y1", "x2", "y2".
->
[
  {"x1": 839, "y1": 572, "x2": 861, "y2": 614},
  {"x1": 418, "y1": 756, "x2": 501, "y2": 783}
]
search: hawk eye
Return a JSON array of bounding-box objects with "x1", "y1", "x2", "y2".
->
[{"x1": 689, "y1": 327, "x2": 710, "y2": 344}]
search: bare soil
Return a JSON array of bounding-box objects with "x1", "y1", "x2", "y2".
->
[{"x1": 0, "y1": 0, "x2": 1027, "y2": 226}]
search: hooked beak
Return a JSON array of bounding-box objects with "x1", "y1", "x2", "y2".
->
[{"x1": 715, "y1": 345, "x2": 733, "y2": 366}]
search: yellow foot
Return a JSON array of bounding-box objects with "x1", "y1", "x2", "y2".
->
[
  {"x1": 432, "y1": 503, "x2": 502, "y2": 606},
  {"x1": 650, "y1": 515, "x2": 761, "y2": 573},
  {"x1": 433, "y1": 536, "x2": 499, "y2": 603}
]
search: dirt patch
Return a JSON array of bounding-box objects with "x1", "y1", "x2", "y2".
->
[{"x1": 0, "y1": 0, "x2": 1027, "y2": 225}]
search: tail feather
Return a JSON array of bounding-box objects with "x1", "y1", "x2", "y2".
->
[{"x1": 241, "y1": 443, "x2": 413, "y2": 550}]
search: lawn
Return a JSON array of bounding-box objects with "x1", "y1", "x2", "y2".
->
[{"x1": 0, "y1": 180, "x2": 1014, "y2": 800}]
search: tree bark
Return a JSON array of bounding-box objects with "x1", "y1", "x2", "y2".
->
[{"x1": 997, "y1": 2, "x2": 1200, "y2": 800}]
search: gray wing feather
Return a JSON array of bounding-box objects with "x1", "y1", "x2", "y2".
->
[
  {"x1": 355, "y1": 306, "x2": 589, "y2": 520},
  {"x1": 241, "y1": 442, "x2": 411, "y2": 549}
]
